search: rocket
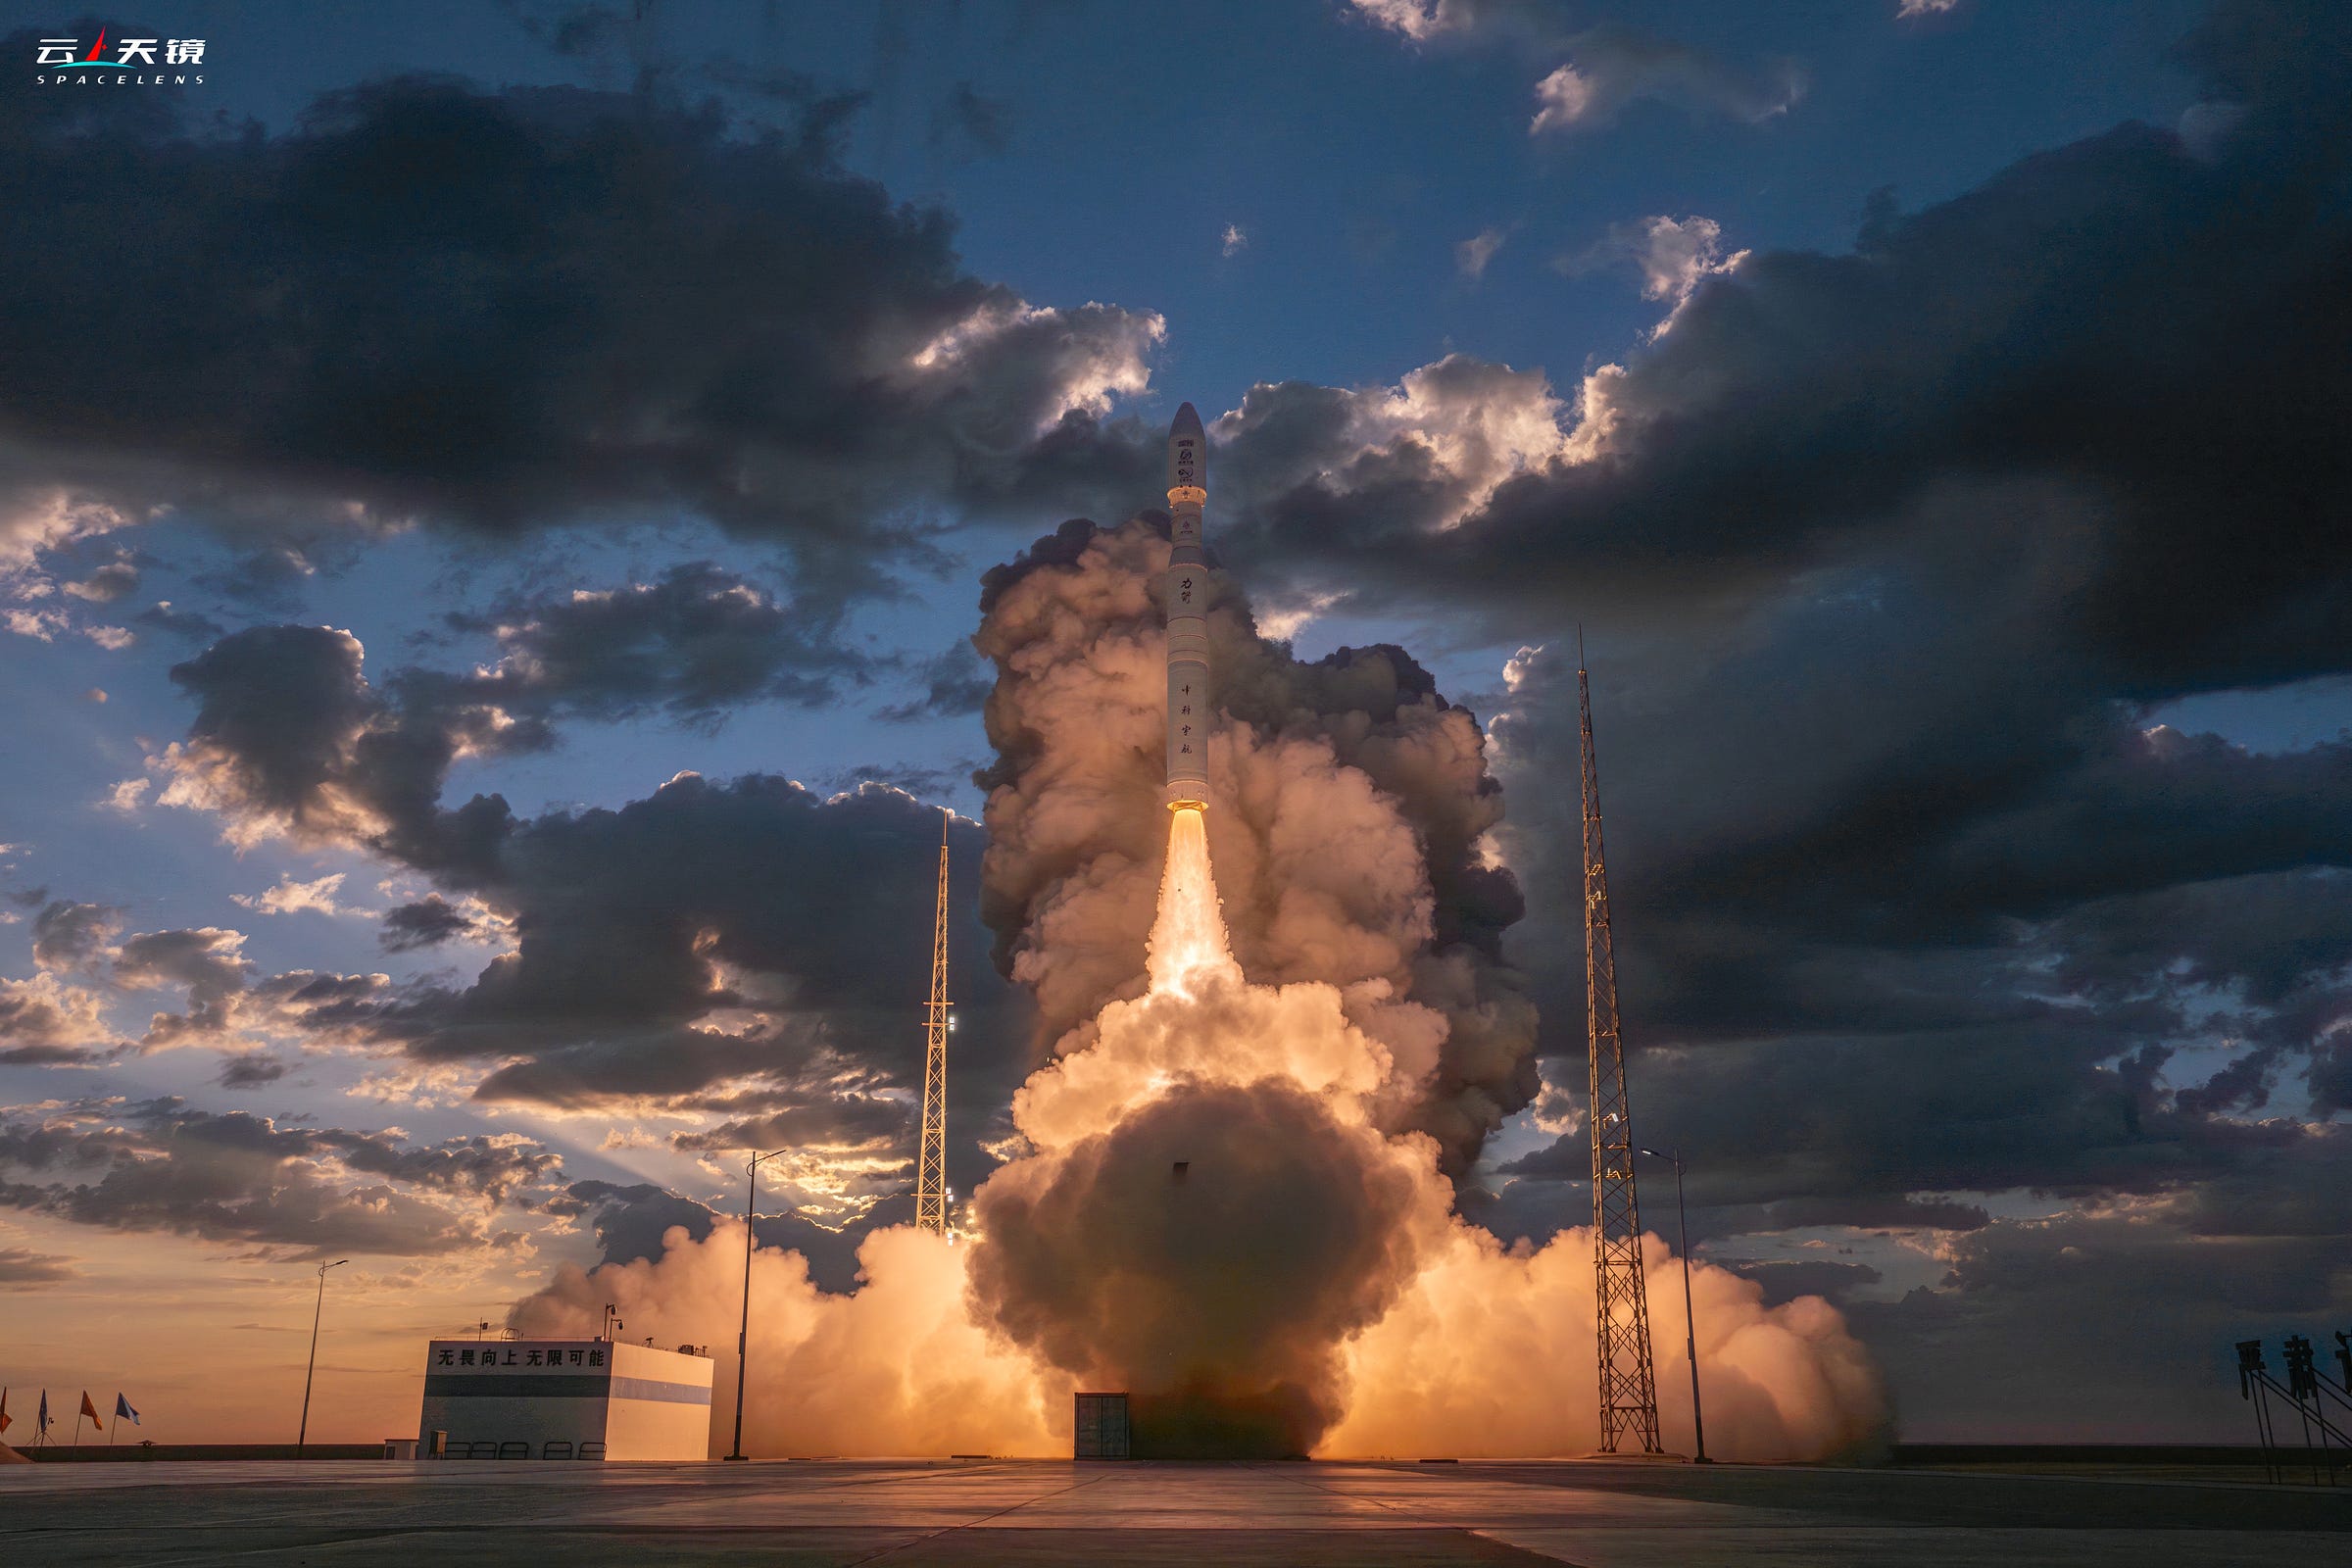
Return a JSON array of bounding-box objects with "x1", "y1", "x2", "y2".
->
[{"x1": 1164, "y1": 403, "x2": 1210, "y2": 811}]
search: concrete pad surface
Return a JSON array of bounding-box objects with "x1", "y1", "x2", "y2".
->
[{"x1": 2, "y1": 1457, "x2": 2344, "y2": 1566}]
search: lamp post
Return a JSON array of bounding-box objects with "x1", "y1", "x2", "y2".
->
[
  {"x1": 296, "y1": 1258, "x2": 350, "y2": 1457},
  {"x1": 1638, "y1": 1149, "x2": 1708, "y2": 1464},
  {"x1": 725, "y1": 1147, "x2": 790, "y2": 1461}
]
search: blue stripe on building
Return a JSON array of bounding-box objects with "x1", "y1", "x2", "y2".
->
[
  {"x1": 612, "y1": 1376, "x2": 712, "y2": 1406},
  {"x1": 422, "y1": 1374, "x2": 710, "y2": 1404}
]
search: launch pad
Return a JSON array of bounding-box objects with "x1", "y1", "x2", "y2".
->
[{"x1": 5, "y1": 1455, "x2": 2343, "y2": 1565}]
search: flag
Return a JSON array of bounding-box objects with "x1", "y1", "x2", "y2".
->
[
  {"x1": 37, "y1": 1392, "x2": 50, "y2": 1435},
  {"x1": 115, "y1": 1394, "x2": 140, "y2": 1426},
  {"x1": 80, "y1": 1391, "x2": 101, "y2": 1430},
  {"x1": 1, "y1": 1387, "x2": 11, "y2": 1433}
]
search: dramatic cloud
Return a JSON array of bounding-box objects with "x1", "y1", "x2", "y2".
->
[
  {"x1": 0, "y1": 69, "x2": 1161, "y2": 589},
  {"x1": 875, "y1": 644, "x2": 993, "y2": 724},
  {"x1": 446, "y1": 563, "x2": 876, "y2": 724},
  {"x1": 115, "y1": 612, "x2": 1028, "y2": 1226},
  {"x1": 62, "y1": 560, "x2": 137, "y2": 604},
  {"x1": 1558, "y1": 214, "x2": 1747, "y2": 318},
  {"x1": 0, "y1": 1099, "x2": 565, "y2": 1256},
  {"x1": 1193, "y1": 0, "x2": 2352, "y2": 1441},
  {"x1": 0, "y1": 973, "x2": 119, "y2": 1065},
  {"x1": 114, "y1": 926, "x2": 252, "y2": 1044},
  {"x1": 378, "y1": 895, "x2": 478, "y2": 953},
  {"x1": 1208, "y1": 356, "x2": 1574, "y2": 543}
]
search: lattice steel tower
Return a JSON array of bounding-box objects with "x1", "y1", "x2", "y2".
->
[
  {"x1": 1580, "y1": 651, "x2": 1662, "y2": 1454},
  {"x1": 915, "y1": 808, "x2": 953, "y2": 1236}
]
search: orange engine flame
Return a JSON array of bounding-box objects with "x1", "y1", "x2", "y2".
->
[{"x1": 1146, "y1": 806, "x2": 1240, "y2": 999}]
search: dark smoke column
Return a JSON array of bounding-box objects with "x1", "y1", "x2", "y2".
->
[{"x1": 1164, "y1": 402, "x2": 1210, "y2": 810}]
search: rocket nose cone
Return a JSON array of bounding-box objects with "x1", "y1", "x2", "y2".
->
[{"x1": 1168, "y1": 402, "x2": 1206, "y2": 492}]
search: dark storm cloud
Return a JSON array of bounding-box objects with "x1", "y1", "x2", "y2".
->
[
  {"x1": 196, "y1": 547, "x2": 319, "y2": 613},
  {"x1": 2038, "y1": 868, "x2": 2352, "y2": 1011},
  {"x1": 0, "y1": 1245, "x2": 79, "y2": 1284},
  {"x1": 1848, "y1": 1186, "x2": 2351, "y2": 1440},
  {"x1": 394, "y1": 776, "x2": 989, "y2": 1053},
  {"x1": 670, "y1": 1095, "x2": 911, "y2": 1158},
  {"x1": 1725, "y1": 1258, "x2": 1884, "y2": 1309},
  {"x1": 875, "y1": 644, "x2": 993, "y2": 723},
  {"x1": 133, "y1": 601, "x2": 226, "y2": 644},
  {"x1": 1347, "y1": 17, "x2": 2352, "y2": 1411},
  {"x1": 147, "y1": 613, "x2": 1029, "y2": 1149},
  {"x1": 157, "y1": 560, "x2": 890, "y2": 860},
  {"x1": 0, "y1": 1042, "x2": 100, "y2": 1066},
  {"x1": 163, "y1": 626, "x2": 409, "y2": 848},
  {"x1": 441, "y1": 563, "x2": 875, "y2": 724},
  {"x1": 216, "y1": 1053, "x2": 288, "y2": 1089},
  {"x1": 0, "y1": 1099, "x2": 565, "y2": 1256},
  {"x1": 379, "y1": 895, "x2": 478, "y2": 953},
  {"x1": 30, "y1": 900, "x2": 120, "y2": 970},
  {"x1": 1248, "y1": 1, "x2": 2352, "y2": 701},
  {"x1": 0, "y1": 64, "x2": 1157, "y2": 586},
  {"x1": 113, "y1": 927, "x2": 251, "y2": 1041},
  {"x1": 61, "y1": 560, "x2": 137, "y2": 604}
]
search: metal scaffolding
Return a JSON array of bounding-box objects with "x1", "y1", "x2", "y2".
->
[
  {"x1": 914, "y1": 808, "x2": 953, "y2": 1237},
  {"x1": 1580, "y1": 651, "x2": 1662, "y2": 1454}
]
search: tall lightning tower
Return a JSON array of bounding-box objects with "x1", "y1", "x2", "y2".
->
[
  {"x1": 915, "y1": 808, "x2": 952, "y2": 1237},
  {"x1": 1580, "y1": 649, "x2": 1662, "y2": 1454}
]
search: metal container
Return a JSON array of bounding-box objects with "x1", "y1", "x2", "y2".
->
[{"x1": 1073, "y1": 1392, "x2": 1131, "y2": 1459}]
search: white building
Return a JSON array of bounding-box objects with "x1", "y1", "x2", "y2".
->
[{"x1": 417, "y1": 1338, "x2": 713, "y2": 1460}]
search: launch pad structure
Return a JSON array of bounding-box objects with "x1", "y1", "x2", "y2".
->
[
  {"x1": 1579, "y1": 650, "x2": 1665, "y2": 1455},
  {"x1": 915, "y1": 808, "x2": 953, "y2": 1237}
]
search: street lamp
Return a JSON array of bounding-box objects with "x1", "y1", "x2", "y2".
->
[
  {"x1": 725, "y1": 1147, "x2": 790, "y2": 1461},
  {"x1": 296, "y1": 1258, "x2": 350, "y2": 1457},
  {"x1": 1638, "y1": 1149, "x2": 1709, "y2": 1464}
]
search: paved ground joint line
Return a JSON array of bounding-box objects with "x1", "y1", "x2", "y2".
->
[
  {"x1": 844, "y1": 1469, "x2": 1118, "y2": 1565},
  {"x1": 1258, "y1": 1463, "x2": 1446, "y2": 1525}
]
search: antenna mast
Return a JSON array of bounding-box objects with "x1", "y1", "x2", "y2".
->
[
  {"x1": 1580, "y1": 652, "x2": 1662, "y2": 1454},
  {"x1": 915, "y1": 808, "x2": 953, "y2": 1236}
]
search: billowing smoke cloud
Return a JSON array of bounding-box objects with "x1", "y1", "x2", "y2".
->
[
  {"x1": 973, "y1": 515, "x2": 1535, "y2": 1175},
  {"x1": 514, "y1": 1223, "x2": 1063, "y2": 1457},
  {"x1": 511, "y1": 524, "x2": 1884, "y2": 1459},
  {"x1": 956, "y1": 773, "x2": 1876, "y2": 1458},
  {"x1": 970, "y1": 1081, "x2": 1433, "y2": 1455}
]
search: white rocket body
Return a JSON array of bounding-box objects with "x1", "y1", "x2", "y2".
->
[{"x1": 1164, "y1": 402, "x2": 1210, "y2": 810}]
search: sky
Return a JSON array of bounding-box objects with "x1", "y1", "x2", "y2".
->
[{"x1": 1, "y1": 0, "x2": 2348, "y2": 1449}]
